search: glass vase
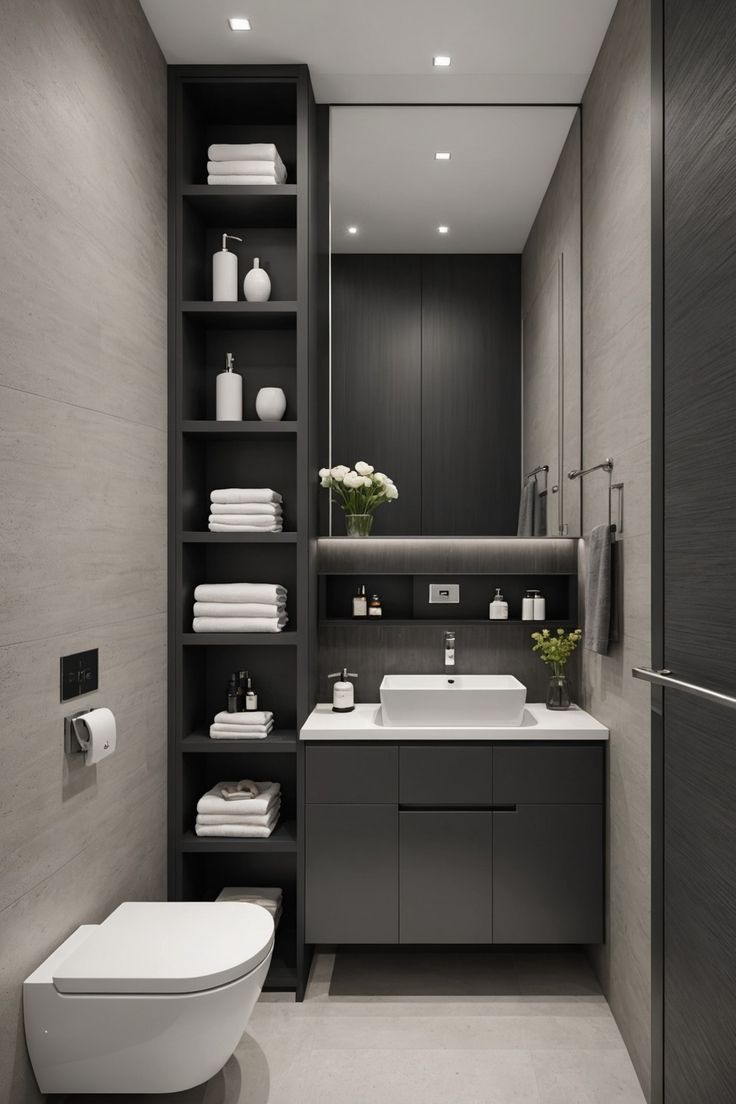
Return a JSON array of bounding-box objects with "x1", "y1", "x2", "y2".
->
[
  {"x1": 546, "y1": 668, "x2": 571, "y2": 710},
  {"x1": 344, "y1": 513, "x2": 374, "y2": 538}
]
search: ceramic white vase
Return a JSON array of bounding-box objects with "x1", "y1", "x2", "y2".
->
[
  {"x1": 243, "y1": 258, "x2": 271, "y2": 302},
  {"x1": 255, "y1": 387, "x2": 286, "y2": 421}
]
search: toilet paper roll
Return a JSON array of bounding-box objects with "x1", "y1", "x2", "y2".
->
[{"x1": 77, "y1": 708, "x2": 117, "y2": 765}]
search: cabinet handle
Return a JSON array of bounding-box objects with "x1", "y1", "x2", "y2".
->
[{"x1": 399, "y1": 805, "x2": 517, "y2": 812}]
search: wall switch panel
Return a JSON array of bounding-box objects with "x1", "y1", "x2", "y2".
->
[
  {"x1": 60, "y1": 649, "x2": 99, "y2": 702},
  {"x1": 429, "y1": 583, "x2": 460, "y2": 604}
]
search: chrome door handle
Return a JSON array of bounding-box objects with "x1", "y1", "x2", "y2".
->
[{"x1": 632, "y1": 666, "x2": 736, "y2": 711}]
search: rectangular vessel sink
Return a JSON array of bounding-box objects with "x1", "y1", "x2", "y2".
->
[{"x1": 380, "y1": 674, "x2": 527, "y2": 728}]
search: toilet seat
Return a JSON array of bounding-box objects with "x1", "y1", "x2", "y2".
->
[{"x1": 52, "y1": 901, "x2": 274, "y2": 995}]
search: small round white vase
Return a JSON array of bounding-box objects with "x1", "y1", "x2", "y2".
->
[
  {"x1": 255, "y1": 387, "x2": 287, "y2": 421},
  {"x1": 243, "y1": 258, "x2": 272, "y2": 303}
]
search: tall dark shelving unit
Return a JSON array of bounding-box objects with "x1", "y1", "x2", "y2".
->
[{"x1": 168, "y1": 66, "x2": 325, "y2": 998}]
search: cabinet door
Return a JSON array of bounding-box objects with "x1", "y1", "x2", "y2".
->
[
  {"x1": 400, "y1": 811, "x2": 492, "y2": 943},
  {"x1": 306, "y1": 804, "x2": 398, "y2": 943},
  {"x1": 493, "y1": 805, "x2": 603, "y2": 944}
]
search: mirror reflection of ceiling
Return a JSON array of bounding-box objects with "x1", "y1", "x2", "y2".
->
[
  {"x1": 331, "y1": 107, "x2": 578, "y2": 253},
  {"x1": 140, "y1": 0, "x2": 618, "y2": 104}
]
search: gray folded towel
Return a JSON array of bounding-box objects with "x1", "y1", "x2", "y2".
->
[
  {"x1": 585, "y1": 524, "x2": 613, "y2": 655},
  {"x1": 517, "y1": 479, "x2": 537, "y2": 537}
]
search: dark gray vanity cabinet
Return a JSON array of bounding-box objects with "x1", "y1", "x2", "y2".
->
[{"x1": 305, "y1": 742, "x2": 604, "y2": 946}]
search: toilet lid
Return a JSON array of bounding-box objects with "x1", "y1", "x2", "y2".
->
[{"x1": 52, "y1": 901, "x2": 275, "y2": 995}]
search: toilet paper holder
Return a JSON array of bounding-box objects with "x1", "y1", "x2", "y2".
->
[{"x1": 64, "y1": 708, "x2": 95, "y2": 755}]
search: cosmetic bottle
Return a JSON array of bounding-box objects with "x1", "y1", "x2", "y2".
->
[
  {"x1": 489, "y1": 588, "x2": 509, "y2": 620},
  {"x1": 212, "y1": 233, "x2": 242, "y2": 302},
  {"x1": 522, "y1": 590, "x2": 537, "y2": 621},
  {"x1": 368, "y1": 594, "x2": 383, "y2": 617},
  {"x1": 245, "y1": 674, "x2": 258, "y2": 711},
  {"x1": 237, "y1": 670, "x2": 248, "y2": 711},
  {"x1": 216, "y1": 352, "x2": 243, "y2": 421},
  {"x1": 352, "y1": 584, "x2": 367, "y2": 618},
  {"x1": 227, "y1": 674, "x2": 239, "y2": 713},
  {"x1": 329, "y1": 669, "x2": 358, "y2": 713}
]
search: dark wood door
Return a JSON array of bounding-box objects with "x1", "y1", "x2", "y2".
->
[{"x1": 656, "y1": 1, "x2": 736, "y2": 1099}]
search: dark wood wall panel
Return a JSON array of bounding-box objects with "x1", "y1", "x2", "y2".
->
[
  {"x1": 330, "y1": 255, "x2": 522, "y2": 535},
  {"x1": 659, "y1": 0, "x2": 736, "y2": 1098},
  {"x1": 421, "y1": 255, "x2": 521, "y2": 535},
  {"x1": 331, "y1": 256, "x2": 422, "y2": 534}
]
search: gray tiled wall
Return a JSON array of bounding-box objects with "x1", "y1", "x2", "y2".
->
[{"x1": 0, "y1": 2, "x2": 167, "y2": 1098}]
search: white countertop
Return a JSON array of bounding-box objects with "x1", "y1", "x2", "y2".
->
[{"x1": 300, "y1": 703, "x2": 609, "y2": 741}]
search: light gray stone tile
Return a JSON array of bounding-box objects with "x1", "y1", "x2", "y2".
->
[
  {"x1": 0, "y1": 387, "x2": 166, "y2": 647},
  {"x1": 532, "y1": 1049, "x2": 646, "y2": 1103}
]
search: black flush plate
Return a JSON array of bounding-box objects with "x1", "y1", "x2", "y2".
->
[{"x1": 60, "y1": 649, "x2": 99, "y2": 702}]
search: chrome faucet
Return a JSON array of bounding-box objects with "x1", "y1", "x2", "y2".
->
[{"x1": 444, "y1": 631, "x2": 456, "y2": 670}]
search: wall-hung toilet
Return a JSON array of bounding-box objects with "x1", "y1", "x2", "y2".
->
[{"x1": 23, "y1": 901, "x2": 274, "y2": 1095}]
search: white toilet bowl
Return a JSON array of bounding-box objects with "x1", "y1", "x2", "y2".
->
[{"x1": 23, "y1": 901, "x2": 274, "y2": 1095}]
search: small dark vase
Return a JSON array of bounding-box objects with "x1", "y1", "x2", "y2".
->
[{"x1": 546, "y1": 669, "x2": 572, "y2": 710}]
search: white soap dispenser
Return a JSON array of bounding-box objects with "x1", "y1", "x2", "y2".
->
[
  {"x1": 216, "y1": 352, "x2": 243, "y2": 421},
  {"x1": 213, "y1": 233, "x2": 243, "y2": 301},
  {"x1": 329, "y1": 669, "x2": 358, "y2": 713},
  {"x1": 243, "y1": 257, "x2": 272, "y2": 302},
  {"x1": 489, "y1": 588, "x2": 509, "y2": 621}
]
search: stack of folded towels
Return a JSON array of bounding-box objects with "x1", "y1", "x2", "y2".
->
[
  {"x1": 210, "y1": 709, "x2": 274, "y2": 741},
  {"x1": 216, "y1": 886, "x2": 283, "y2": 927},
  {"x1": 210, "y1": 488, "x2": 283, "y2": 533},
  {"x1": 195, "y1": 780, "x2": 281, "y2": 837},
  {"x1": 193, "y1": 583, "x2": 288, "y2": 633},
  {"x1": 207, "y1": 143, "x2": 287, "y2": 186}
]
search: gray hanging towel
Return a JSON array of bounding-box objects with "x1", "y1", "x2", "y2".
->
[
  {"x1": 585, "y1": 524, "x2": 613, "y2": 655},
  {"x1": 535, "y1": 489, "x2": 548, "y2": 537},
  {"x1": 517, "y1": 478, "x2": 537, "y2": 536}
]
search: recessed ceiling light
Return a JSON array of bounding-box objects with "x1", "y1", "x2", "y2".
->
[
  {"x1": 228, "y1": 17, "x2": 251, "y2": 31},
  {"x1": 347, "y1": 226, "x2": 359, "y2": 235},
  {"x1": 433, "y1": 55, "x2": 451, "y2": 67},
  {"x1": 437, "y1": 225, "x2": 449, "y2": 234},
  {"x1": 435, "y1": 152, "x2": 451, "y2": 160}
]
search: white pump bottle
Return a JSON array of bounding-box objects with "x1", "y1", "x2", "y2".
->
[{"x1": 213, "y1": 233, "x2": 243, "y2": 301}]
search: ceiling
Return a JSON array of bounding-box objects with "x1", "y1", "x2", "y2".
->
[
  {"x1": 331, "y1": 106, "x2": 578, "y2": 253},
  {"x1": 139, "y1": 0, "x2": 617, "y2": 104}
]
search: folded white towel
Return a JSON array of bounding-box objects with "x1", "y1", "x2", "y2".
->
[
  {"x1": 208, "y1": 143, "x2": 284, "y2": 165},
  {"x1": 208, "y1": 174, "x2": 282, "y2": 186},
  {"x1": 211, "y1": 488, "x2": 282, "y2": 505},
  {"x1": 195, "y1": 819, "x2": 279, "y2": 839},
  {"x1": 197, "y1": 801, "x2": 281, "y2": 826},
  {"x1": 207, "y1": 160, "x2": 286, "y2": 183},
  {"x1": 210, "y1": 726, "x2": 272, "y2": 740},
  {"x1": 194, "y1": 583, "x2": 287, "y2": 603},
  {"x1": 208, "y1": 514, "x2": 283, "y2": 528},
  {"x1": 214, "y1": 710, "x2": 274, "y2": 725},
  {"x1": 198, "y1": 780, "x2": 280, "y2": 816},
  {"x1": 211, "y1": 502, "x2": 282, "y2": 515},
  {"x1": 208, "y1": 523, "x2": 283, "y2": 533},
  {"x1": 195, "y1": 603, "x2": 284, "y2": 618},
  {"x1": 192, "y1": 616, "x2": 287, "y2": 633}
]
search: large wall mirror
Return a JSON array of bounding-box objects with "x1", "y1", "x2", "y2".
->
[{"x1": 325, "y1": 105, "x2": 581, "y2": 537}]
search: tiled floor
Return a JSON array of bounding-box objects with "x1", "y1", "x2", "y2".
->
[{"x1": 61, "y1": 950, "x2": 646, "y2": 1104}]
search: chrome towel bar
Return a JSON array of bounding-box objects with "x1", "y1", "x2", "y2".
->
[{"x1": 632, "y1": 667, "x2": 736, "y2": 711}]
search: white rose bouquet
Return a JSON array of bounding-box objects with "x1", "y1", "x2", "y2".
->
[{"x1": 318, "y1": 461, "x2": 399, "y2": 536}]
